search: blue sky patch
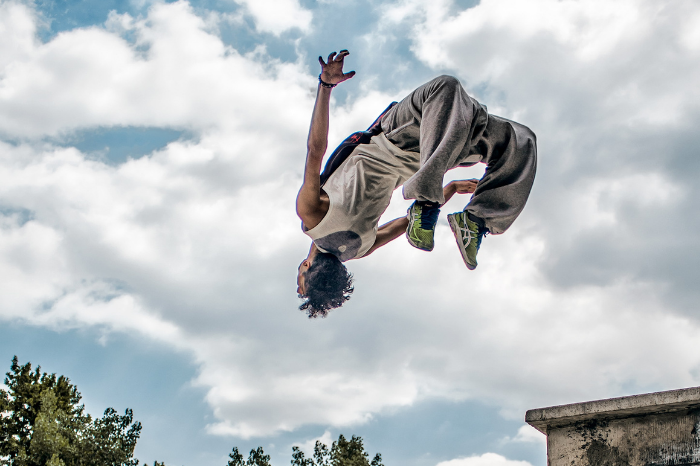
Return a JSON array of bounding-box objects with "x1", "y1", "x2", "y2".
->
[
  {"x1": 34, "y1": 0, "x2": 138, "y2": 41},
  {"x1": 0, "y1": 206, "x2": 35, "y2": 227},
  {"x1": 0, "y1": 324, "x2": 225, "y2": 466},
  {"x1": 58, "y1": 126, "x2": 187, "y2": 165}
]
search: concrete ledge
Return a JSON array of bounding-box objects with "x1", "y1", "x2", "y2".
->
[
  {"x1": 526, "y1": 387, "x2": 700, "y2": 466},
  {"x1": 526, "y1": 386, "x2": 700, "y2": 434}
]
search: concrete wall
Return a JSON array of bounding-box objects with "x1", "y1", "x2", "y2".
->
[{"x1": 526, "y1": 387, "x2": 700, "y2": 466}]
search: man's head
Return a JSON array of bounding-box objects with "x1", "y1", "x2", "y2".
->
[{"x1": 297, "y1": 252, "x2": 354, "y2": 318}]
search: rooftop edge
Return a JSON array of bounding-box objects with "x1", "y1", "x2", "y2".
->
[{"x1": 525, "y1": 386, "x2": 700, "y2": 434}]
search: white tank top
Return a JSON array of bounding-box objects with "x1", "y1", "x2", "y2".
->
[{"x1": 304, "y1": 133, "x2": 420, "y2": 261}]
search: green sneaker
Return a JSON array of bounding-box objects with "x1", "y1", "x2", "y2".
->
[
  {"x1": 447, "y1": 211, "x2": 485, "y2": 270},
  {"x1": 406, "y1": 201, "x2": 441, "y2": 251}
]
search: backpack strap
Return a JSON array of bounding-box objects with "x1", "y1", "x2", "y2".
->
[{"x1": 319, "y1": 102, "x2": 398, "y2": 186}]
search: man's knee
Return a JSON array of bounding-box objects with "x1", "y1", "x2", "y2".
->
[
  {"x1": 422, "y1": 75, "x2": 463, "y2": 99},
  {"x1": 433, "y1": 75, "x2": 461, "y2": 90},
  {"x1": 514, "y1": 121, "x2": 537, "y2": 144}
]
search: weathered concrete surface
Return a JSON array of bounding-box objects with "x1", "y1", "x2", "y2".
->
[{"x1": 526, "y1": 387, "x2": 700, "y2": 466}]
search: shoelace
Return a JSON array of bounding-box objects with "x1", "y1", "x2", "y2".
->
[
  {"x1": 455, "y1": 217, "x2": 475, "y2": 247},
  {"x1": 455, "y1": 214, "x2": 485, "y2": 248}
]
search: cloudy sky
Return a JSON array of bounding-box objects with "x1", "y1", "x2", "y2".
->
[{"x1": 2, "y1": 0, "x2": 700, "y2": 464}]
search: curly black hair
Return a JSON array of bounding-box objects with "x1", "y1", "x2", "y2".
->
[{"x1": 299, "y1": 252, "x2": 354, "y2": 318}]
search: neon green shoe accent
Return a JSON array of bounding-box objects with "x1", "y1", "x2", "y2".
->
[
  {"x1": 447, "y1": 211, "x2": 484, "y2": 270},
  {"x1": 406, "y1": 202, "x2": 440, "y2": 251}
]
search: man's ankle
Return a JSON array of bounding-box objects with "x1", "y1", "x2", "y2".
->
[
  {"x1": 466, "y1": 212, "x2": 486, "y2": 233},
  {"x1": 416, "y1": 200, "x2": 439, "y2": 208}
]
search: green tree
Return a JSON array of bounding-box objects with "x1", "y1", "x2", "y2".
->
[
  {"x1": 267, "y1": 434, "x2": 384, "y2": 466},
  {"x1": 0, "y1": 356, "x2": 84, "y2": 464},
  {"x1": 0, "y1": 357, "x2": 142, "y2": 466},
  {"x1": 25, "y1": 390, "x2": 72, "y2": 466},
  {"x1": 227, "y1": 446, "x2": 271, "y2": 466},
  {"x1": 329, "y1": 435, "x2": 376, "y2": 466},
  {"x1": 76, "y1": 406, "x2": 141, "y2": 466}
]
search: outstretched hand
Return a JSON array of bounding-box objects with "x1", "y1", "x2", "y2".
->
[
  {"x1": 443, "y1": 179, "x2": 480, "y2": 204},
  {"x1": 319, "y1": 50, "x2": 356, "y2": 86},
  {"x1": 452, "y1": 179, "x2": 480, "y2": 194}
]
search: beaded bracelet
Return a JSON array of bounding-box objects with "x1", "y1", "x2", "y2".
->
[{"x1": 318, "y1": 74, "x2": 337, "y2": 88}]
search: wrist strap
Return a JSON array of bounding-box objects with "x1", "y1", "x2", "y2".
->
[{"x1": 318, "y1": 74, "x2": 337, "y2": 88}]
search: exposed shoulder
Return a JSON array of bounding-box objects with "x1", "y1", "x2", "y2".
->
[{"x1": 297, "y1": 188, "x2": 330, "y2": 230}]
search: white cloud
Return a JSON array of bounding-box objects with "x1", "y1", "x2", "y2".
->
[
  {"x1": 0, "y1": 0, "x2": 313, "y2": 139},
  {"x1": 233, "y1": 0, "x2": 312, "y2": 35},
  {"x1": 409, "y1": 0, "x2": 653, "y2": 67},
  {"x1": 288, "y1": 430, "x2": 333, "y2": 457},
  {"x1": 501, "y1": 425, "x2": 545, "y2": 445},
  {"x1": 436, "y1": 453, "x2": 533, "y2": 466},
  {"x1": 3, "y1": 0, "x2": 700, "y2": 444},
  {"x1": 405, "y1": 0, "x2": 700, "y2": 125},
  {"x1": 679, "y1": 8, "x2": 700, "y2": 51},
  {"x1": 0, "y1": 1, "x2": 37, "y2": 71}
]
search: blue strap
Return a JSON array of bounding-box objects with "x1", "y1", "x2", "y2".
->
[{"x1": 319, "y1": 102, "x2": 397, "y2": 186}]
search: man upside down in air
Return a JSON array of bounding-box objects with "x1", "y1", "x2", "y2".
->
[{"x1": 296, "y1": 50, "x2": 537, "y2": 317}]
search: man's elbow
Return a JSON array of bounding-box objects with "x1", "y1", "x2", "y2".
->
[
  {"x1": 307, "y1": 144, "x2": 327, "y2": 158},
  {"x1": 296, "y1": 191, "x2": 320, "y2": 219}
]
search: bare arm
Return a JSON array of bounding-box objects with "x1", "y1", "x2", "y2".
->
[
  {"x1": 296, "y1": 84, "x2": 331, "y2": 228},
  {"x1": 442, "y1": 179, "x2": 479, "y2": 204},
  {"x1": 362, "y1": 179, "x2": 480, "y2": 256},
  {"x1": 296, "y1": 51, "x2": 356, "y2": 228},
  {"x1": 362, "y1": 216, "x2": 409, "y2": 257}
]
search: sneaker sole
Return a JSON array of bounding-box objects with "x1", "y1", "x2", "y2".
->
[{"x1": 447, "y1": 214, "x2": 477, "y2": 270}]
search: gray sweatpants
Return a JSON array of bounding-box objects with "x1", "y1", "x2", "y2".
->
[{"x1": 380, "y1": 75, "x2": 537, "y2": 235}]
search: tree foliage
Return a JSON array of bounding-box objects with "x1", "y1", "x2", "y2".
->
[
  {"x1": 1, "y1": 357, "x2": 386, "y2": 466},
  {"x1": 227, "y1": 446, "x2": 271, "y2": 466},
  {"x1": 0, "y1": 357, "x2": 142, "y2": 466},
  {"x1": 233, "y1": 434, "x2": 384, "y2": 466}
]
